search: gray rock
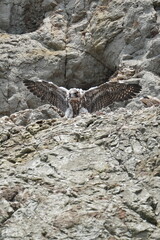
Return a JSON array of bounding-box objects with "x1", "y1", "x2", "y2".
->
[
  {"x1": 0, "y1": 0, "x2": 160, "y2": 239},
  {"x1": 0, "y1": 107, "x2": 160, "y2": 239},
  {"x1": 9, "y1": 104, "x2": 61, "y2": 126},
  {"x1": 0, "y1": 0, "x2": 160, "y2": 116}
]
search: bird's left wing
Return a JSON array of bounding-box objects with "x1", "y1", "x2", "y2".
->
[
  {"x1": 23, "y1": 79, "x2": 69, "y2": 113},
  {"x1": 83, "y1": 82, "x2": 141, "y2": 113}
]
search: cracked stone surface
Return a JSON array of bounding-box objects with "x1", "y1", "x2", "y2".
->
[
  {"x1": 0, "y1": 0, "x2": 160, "y2": 116},
  {"x1": 0, "y1": 0, "x2": 160, "y2": 239},
  {"x1": 0, "y1": 107, "x2": 160, "y2": 239}
]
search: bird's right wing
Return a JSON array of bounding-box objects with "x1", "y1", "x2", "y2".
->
[
  {"x1": 23, "y1": 79, "x2": 69, "y2": 113},
  {"x1": 83, "y1": 82, "x2": 141, "y2": 113}
]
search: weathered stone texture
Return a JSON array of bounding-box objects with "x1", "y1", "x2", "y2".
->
[
  {"x1": 0, "y1": 0, "x2": 160, "y2": 116},
  {"x1": 0, "y1": 107, "x2": 160, "y2": 239},
  {"x1": 0, "y1": 0, "x2": 160, "y2": 239}
]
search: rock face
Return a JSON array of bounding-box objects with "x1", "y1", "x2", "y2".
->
[
  {"x1": 0, "y1": 107, "x2": 160, "y2": 239},
  {"x1": 0, "y1": 0, "x2": 160, "y2": 116},
  {"x1": 0, "y1": 0, "x2": 160, "y2": 239}
]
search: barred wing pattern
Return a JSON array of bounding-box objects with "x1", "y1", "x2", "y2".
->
[
  {"x1": 84, "y1": 82, "x2": 141, "y2": 113},
  {"x1": 24, "y1": 79, "x2": 141, "y2": 117},
  {"x1": 23, "y1": 80, "x2": 69, "y2": 113}
]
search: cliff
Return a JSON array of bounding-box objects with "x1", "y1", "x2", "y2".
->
[{"x1": 0, "y1": 0, "x2": 160, "y2": 239}]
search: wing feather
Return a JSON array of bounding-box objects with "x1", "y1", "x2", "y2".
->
[
  {"x1": 83, "y1": 82, "x2": 141, "y2": 112},
  {"x1": 23, "y1": 80, "x2": 69, "y2": 113}
]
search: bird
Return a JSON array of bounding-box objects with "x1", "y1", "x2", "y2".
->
[
  {"x1": 140, "y1": 96, "x2": 160, "y2": 107},
  {"x1": 23, "y1": 79, "x2": 141, "y2": 118}
]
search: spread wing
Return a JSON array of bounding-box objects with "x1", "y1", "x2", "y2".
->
[
  {"x1": 23, "y1": 79, "x2": 69, "y2": 113},
  {"x1": 83, "y1": 82, "x2": 141, "y2": 113}
]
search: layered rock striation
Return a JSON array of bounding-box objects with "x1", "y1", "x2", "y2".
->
[
  {"x1": 0, "y1": 107, "x2": 160, "y2": 239},
  {"x1": 0, "y1": 0, "x2": 160, "y2": 239},
  {"x1": 0, "y1": 0, "x2": 160, "y2": 116}
]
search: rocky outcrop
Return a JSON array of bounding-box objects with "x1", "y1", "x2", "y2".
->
[
  {"x1": 0, "y1": 0, "x2": 160, "y2": 239},
  {"x1": 0, "y1": 0, "x2": 160, "y2": 116},
  {"x1": 0, "y1": 107, "x2": 160, "y2": 239}
]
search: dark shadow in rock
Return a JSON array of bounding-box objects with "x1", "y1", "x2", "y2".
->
[{"x1": 0, "y1": 0, "x2": 56, "y2": 34}]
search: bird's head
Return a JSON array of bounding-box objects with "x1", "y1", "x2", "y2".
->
[{"x1": 68, "y1": 88, "x2": 81, "y2": 98}]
